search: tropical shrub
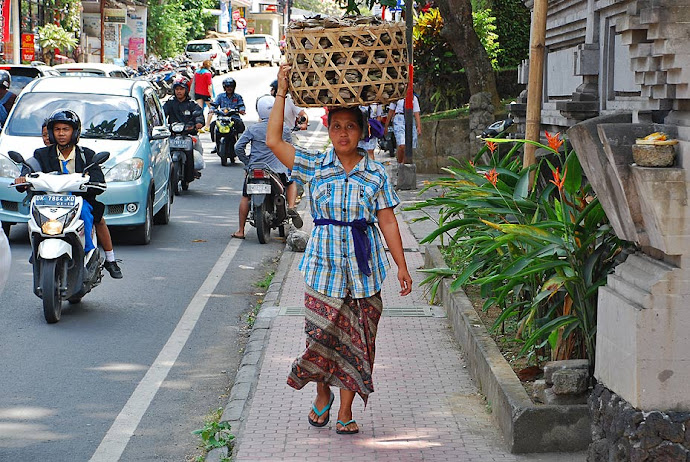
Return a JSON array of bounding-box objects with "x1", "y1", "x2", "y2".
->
[
  {"x1": 410, "y1": 134, "x2": 628, "y2": 366},
  {"x1": 37, "y1": 24, "x2": 78, "y2": 65}
]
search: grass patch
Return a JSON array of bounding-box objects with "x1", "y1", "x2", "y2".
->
[
  {"x1": 421, "y1": 107, "x2": 469, "y2": 121},
  {"x1": 255, "y1": 271, "x2": 275, "y2": 290},
  {"x1": 192, "y1": 407, "x2": 235, "y2": 461}
]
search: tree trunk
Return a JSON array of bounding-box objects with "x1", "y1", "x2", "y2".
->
[{"x1": 435, "y1": 0, "x2": 501, "y2": 109}]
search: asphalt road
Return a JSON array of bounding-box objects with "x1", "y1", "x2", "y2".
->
[{"x1": 0, "y1": 64, "x2": 311, "y2": 461}]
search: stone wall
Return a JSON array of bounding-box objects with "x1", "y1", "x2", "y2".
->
[
  {"x1": 414, "y1": 116, "x2": 472, "y2": 173},
  {"x1": 589, "y1": 384, "x2": 690, "y2": 461}
]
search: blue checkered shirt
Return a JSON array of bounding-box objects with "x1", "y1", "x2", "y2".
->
[{"x1": 291, "y1": 148, "x2": 400, "y2": 298}]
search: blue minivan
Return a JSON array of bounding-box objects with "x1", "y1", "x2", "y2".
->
[{"x1": 0, "y1": 77, "x2": 173, "y2": 244}]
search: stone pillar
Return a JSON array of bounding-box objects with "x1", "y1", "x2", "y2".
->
[{"x1": 468, "y1": 92, "x2": 495, "y2": 155}]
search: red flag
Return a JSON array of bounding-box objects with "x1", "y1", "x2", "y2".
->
[{"x1": 405, "y1": 64, "x2": 414, "y2": 109}]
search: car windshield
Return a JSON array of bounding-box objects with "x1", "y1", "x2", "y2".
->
[
  {"x1": 5, "y1": 92, "x2": 141, "y2": 140},
  {"x1": 246, "y1": 37, "x2": 267, "y2": 45},
  {"x1": 1, "y1": 67, "x2": 41, "y2": 93},
  {"x1": 187, "y1": 43, "x2": 212, "y2": 52}
]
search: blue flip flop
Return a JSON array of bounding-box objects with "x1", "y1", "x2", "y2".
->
[
  {"x1": 308, "y1": 391, "x2": 334, "y2": 427},
  {"x1": 336, "y1": 419, "x2": 359, "y2": 434}
]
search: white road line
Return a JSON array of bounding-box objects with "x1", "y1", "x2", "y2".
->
[{"x1": 89, "y1": 238, "x2": 242, "y2": 462}]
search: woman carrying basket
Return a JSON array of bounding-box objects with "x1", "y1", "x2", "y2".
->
[{"x1": 266, "y1": 64, "x2": 412, "y2": 435}]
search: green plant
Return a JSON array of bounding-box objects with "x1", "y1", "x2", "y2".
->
[
  {"x1": 472, "y1": 9, "x2": 499, "y2": 70},
  {"x1": 37, "y1": 23, "x2": 78, "y2": 65},
  {"x1": 192, "y1": 408, "x2": 235, "y2": 452},
  {"x1": 255, "y1": 271, "x2": 275, "y2": 290},
  {"x1": 410, "y1": 133, "x2": 628, "y2": 366}
]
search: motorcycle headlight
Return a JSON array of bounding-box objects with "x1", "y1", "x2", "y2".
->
[
  {"x1": 105, "y1": 158, "x2": 145, "y2": 182},
  {"x1": 42, "y1": 219, "x2": 64, "y2": 235},
  {"x1": 0, "y1": 156, "x2": 21, "y2": 178},
  {"x1": 219, "y1": 125, "x2": 231, "y2": 134}
]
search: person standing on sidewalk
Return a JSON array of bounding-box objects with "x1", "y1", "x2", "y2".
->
[{"x1": 266, "y1": 64, "x2": 412, "y2": 436}]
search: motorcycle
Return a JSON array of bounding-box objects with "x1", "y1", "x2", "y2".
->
[
  {"x1": 211, "y1": 105, "x2": 242, "y2": 166},
  {"x1": 7, "y1": 150, "x2": 109, "y2": 323},
  {"x1": 169, "y1": 122, "x2": 204, "y2": 195},
  {"x1": 245, "y1": 164, "x2": 290, "y2": 244}
]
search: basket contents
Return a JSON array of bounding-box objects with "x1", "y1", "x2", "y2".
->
[{"x1": 286, "y1": 16, "x2": 408, "y2": 107}]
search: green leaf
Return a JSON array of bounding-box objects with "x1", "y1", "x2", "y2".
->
[
  {"x1": 513, "y1": 171, "x2": 530, "y2": 201},
  {"x1": 564, "y1": 151, "x2": 583, "y2": 195}
]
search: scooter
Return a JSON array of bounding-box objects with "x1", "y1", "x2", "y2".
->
[
  {"x1": 211, "y1": 105, "x2": 242, "y2": 166},
  {"x1": 169, "y1": 122, "x2": 203, "y2": 195},
  {"x1": 7, "y1": 150, "x2": 109, "y2": 324},
  {"x1": 246, "y1": 164, "x2": 290, "y2": 244}
]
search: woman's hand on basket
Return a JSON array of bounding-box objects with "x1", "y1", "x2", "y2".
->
[
  {"x1": 277, "y1": 64, "x2": 291, "y2": 94},
  {"x1": 398, "y1": 268, "x2": 412, "y2": 296}
]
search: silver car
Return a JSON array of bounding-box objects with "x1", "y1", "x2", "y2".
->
[
  {"x1": 245, "y1": 35, "x2": 282, "y2": 67},
  {"x1": 185, "y1": 39, "x2": 230, "y2": 75}
]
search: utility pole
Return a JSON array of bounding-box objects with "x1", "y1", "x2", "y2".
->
[
  {"x1": 523, "y1": 0, "x2": 548, "y2": 178},
  {"x1": 12, "y1": 0, "x2": 20, "y2": 63}
]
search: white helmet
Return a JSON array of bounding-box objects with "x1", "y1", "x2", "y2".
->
[{"x1": 256, "y1": 95, "x2": 275, "y2": 120}]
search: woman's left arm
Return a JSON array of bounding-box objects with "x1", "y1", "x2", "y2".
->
[{"x1": 377, "y1": 207, "x2": 412, "y2": 296}]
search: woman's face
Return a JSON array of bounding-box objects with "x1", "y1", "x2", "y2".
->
[{"x1": 328, "y1": 110, "x2": 362, "y2": 154}]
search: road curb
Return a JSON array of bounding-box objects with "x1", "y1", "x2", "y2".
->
[{"x1": 205, "y1": 235, "x2": 295, "y2": 462}]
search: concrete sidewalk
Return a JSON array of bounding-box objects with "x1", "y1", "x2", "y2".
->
[{"x1": 213, "y1": 150, "x2": 587, "y2": 461}]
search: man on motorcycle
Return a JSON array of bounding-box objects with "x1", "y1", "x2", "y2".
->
[
  {"x1": 163, "y1": 78, "x2": 204, "y2": 184},
  {"x1": 14, "y1": 110, "x2": 122, "y2": 279},
  {"x1": 269, "y1": 79, "x2": 308, "y2": 130},
  {"x1": 232, "y1": 95, "x2": 303, "y2": 239},
  {"x1": 210, "y1": 78, "x2": 245, "y2": 153}
]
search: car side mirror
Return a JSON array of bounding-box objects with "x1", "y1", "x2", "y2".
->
[{"x1": 151, "y1": 125, "x2": 171, "y2": 140}]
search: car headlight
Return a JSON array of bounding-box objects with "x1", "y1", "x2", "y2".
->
[
  {"x1": 0, "y1": 156, "x2": 21, "y2": 178},
  {"x1": 105, "y1": 158, "x2": 144, "y2": 182}
]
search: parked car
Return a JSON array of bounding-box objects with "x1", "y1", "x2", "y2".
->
[
  {"x1": 0, "y1": 76, "x2": 173, "y2": 244},
  {"x1": 52, "y1": 63, "x2": 130, "y2": 78},
  {"x1": 216, "y1": 39, "x2": 242, "y2": 71},
  {"x1": 0, "y1": 64, "x2": 60, "y2": 94},
  {"x1": 245, "y1": 34, "x2": 282, "y2": 67},
  {"x1": 184, "y1": 40, "x2": 230, "y2": 75}
]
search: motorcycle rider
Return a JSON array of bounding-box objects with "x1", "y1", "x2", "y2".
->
[
  {"x1": 0, "y1": 70, "x2": 18, "y2": 128},
  {"x1": 232, "y1": 95, "x2": 302, "y2": 239},
  {"x1": 210, "y1": 77, "x2": 245, "y2": 153},
  {"x1": 269, "y1": 79, "x2": 308, "y2": 130},
  {"x1": 163, "y1": 77, "x2": 204, "y2": 185},
  {"x1": 14, "y1": 110, "x2": 123, "y2": 279}
]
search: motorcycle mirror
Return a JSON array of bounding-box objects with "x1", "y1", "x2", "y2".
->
[
  {"x1": 7, "y1": 151, "x2": 23, "y2": 165},
  {"x1": 83, "y1": 152, "x2": 110, "y2": 175}
]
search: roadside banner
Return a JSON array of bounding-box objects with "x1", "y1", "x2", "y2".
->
[
  {"x1": 1, "y1": 0, "x2": 10, "y2": 43},
  {"x1": 21, "y1": 33, "x2": 35, "y2": 62}
]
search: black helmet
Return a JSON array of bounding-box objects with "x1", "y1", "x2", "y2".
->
[
  {"x1": 269, "y1": 80, "x2": 278, "y2": 91},
  {"x1": 46, "y1": 109, "x2": 81, "y2": 145},
  {"x1": 222, "y1": 77, "x2": 236, "y2": 90},
  {"x1": 172, "y1": 77, "x2": 189, "y2": 93},
  {"x1": 0, "y1": 70, "x2": 10, "y2": 90}
]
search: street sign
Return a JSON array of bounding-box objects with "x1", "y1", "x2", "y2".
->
[
  {"x1": 236, "y1": 17, "x2": 247, "y2": 29},
  {"x1": 232, "y1": 10, "x2": 241, "y2": 20}
]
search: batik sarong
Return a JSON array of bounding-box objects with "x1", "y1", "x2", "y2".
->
[{"x1": 287, "y1": 286, "x2": 383, "y2": 404}]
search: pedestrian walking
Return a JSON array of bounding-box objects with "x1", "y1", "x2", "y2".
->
[
  {"x1": 266, "y1": 64, "x2": 412, "y2": 435},
  {"x1": 384, "y1": 94, "x2": 422, "y2": 164},
  {"x1": 193, "y1": 60, "x2": 214, "y2": 132},
  {"x1": 358, "y1": 103, "x2": 384, "y2": 160}
]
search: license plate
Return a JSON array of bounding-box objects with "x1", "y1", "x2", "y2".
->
[
  {"x1": 249, "y1": 48, "x2": 259, "y2": 53},
  {"x1": 170, "y1": 136, "x2": 193, "y2": 150},
  {"x1": 34, "y1": 195, "x2": 76, "y2": 207},
  {"x1": 246, "y1": 183, "x2": 271, "y2": 194}
]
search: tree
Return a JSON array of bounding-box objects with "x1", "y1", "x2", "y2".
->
[
  {"x1": 38, "y1": 23, "x2": 78, "y2": 65},
  {"x1": 146, "y1": 0, "x2": 216, "y2": 58},
  {"x1": 435, "y1": 0, "x2": 501, "y2": 109}
]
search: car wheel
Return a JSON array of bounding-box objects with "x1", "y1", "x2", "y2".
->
[{"x1": 133, "y1": 196, "x2": 153, "y2": 245}]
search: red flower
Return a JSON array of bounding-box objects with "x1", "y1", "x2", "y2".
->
[
  {"x1": 486, "y1": 140, "x2": 498, "y2": 153},
  {"x1": 550, "y1": 167, "x2": 567, "y2": 192},
  {"x1": 545, "y1": 131, "x2": 564, "y2": 151},
  {"x1": 484, "y1": 167, "x2": 498, "y2": 186}
]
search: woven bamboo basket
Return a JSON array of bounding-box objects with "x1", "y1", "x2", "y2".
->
[{"x1": 285, "y1": 20, "x2": 408, "y2": 107}]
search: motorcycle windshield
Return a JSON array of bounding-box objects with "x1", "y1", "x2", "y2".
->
[{"x1": 5, "y1": 93, "x2": 141, "y2": 141}]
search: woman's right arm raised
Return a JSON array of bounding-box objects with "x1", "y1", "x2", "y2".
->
[{"x1": 266, "y1": 63, "x2": 296, "y2": 169}]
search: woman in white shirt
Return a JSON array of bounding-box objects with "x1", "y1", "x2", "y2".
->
[{"x1": 383, "y1": 95, "x2": 422, "y2": 164}]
